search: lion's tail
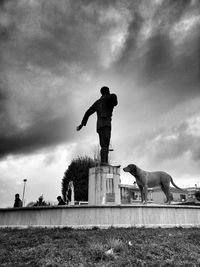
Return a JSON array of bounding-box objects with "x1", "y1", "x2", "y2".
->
[{"x1": 170, "y1": 177, "x2": 185, "y2": 191}]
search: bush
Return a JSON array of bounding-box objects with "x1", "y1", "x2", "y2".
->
[{"x1": 61, "y1": 156, "x2": 95, "y2": 202}]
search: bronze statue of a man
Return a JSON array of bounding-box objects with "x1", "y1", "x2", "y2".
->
[{"x1": 76, "y1": 86, "x2": 118, "y2": 165}]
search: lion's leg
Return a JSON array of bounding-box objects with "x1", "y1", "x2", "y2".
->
[
  {"x1": 143, "y1": 186, "x2": 148, "y2": 204},
  {"x1": 138, "y1": 185, "x2": 144, "y2": 203},
  {"x1": 161, "y1": 183, "x2": 171, "y2": 204}
]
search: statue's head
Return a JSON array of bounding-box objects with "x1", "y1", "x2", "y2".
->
[{"x1": 100, "y1": 86, "x2": 110, "y2": 95}]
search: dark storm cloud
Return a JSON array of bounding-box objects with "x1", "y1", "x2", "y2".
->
[
  {"x1": 1, "y1": 0, "x2": 200, "y2": 77},
  {"x1": 131, "y1": 119, "x2": 200, "y2": 165},
  {"x1": 0, "y1": 114, "x2": 74, "y2": 158},
  {"x1": 0, "y1": 0, "x2": 95, "y2": 159},
  {"x1": 116, "y1": 0, "x2": 200, "y2": 101},
  {"x1": 0, "y1": 0, "x2": 200, "y2": 159},
  {"x1": 0, "y1": 0, "x2": 132, "y2": 159},
  {"x1": 0, "y1": 0, "x2": 125, "y2": 73}
]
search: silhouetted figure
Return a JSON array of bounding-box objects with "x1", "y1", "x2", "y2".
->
[
  {"x1": 57, "y1": 196, "x2": 66, "y2": 205},
  {"x1": 13, "y1": 193, "x2": 23, "y2": 208},
  {"x1": 33, "y1": 195, "x2": 47, "y2": 206},
  {"x1": 77, "y1": 86, "x2": 118, "y2": 165}
]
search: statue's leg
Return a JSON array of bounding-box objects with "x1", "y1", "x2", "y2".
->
[
  {"x1": 98, "y1": 127, "x2": 111, "y2": 164},
  {"x1": 101, "y1": 147, "x2": 109, "y2": 164}
]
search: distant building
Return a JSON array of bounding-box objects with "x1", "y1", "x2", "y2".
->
[
  {"x1": 187, "y1": 186, "x2": 200, "y2": 202},
  {"x1": 120, "y1": 183, "x2": 188, "y2": 204},
  {"x1": 152, "y1": 187, "x2": 187, "y2": 204},
  {"x1": 120, "y1": 183, "x2": 153, "y2": 204}
]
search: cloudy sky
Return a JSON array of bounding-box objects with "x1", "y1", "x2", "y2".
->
[{"x1": 0, "y1": 0, "x2": 200, "y2": 207}]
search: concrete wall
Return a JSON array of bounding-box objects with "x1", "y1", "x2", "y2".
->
[{"x1": 1, "y1": 205, "x2": 200, "y2": 228}]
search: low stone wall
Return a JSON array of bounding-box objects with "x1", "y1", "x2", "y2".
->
[{"x1": 0, "y1": 205, "x2": 200, "y2": 228}]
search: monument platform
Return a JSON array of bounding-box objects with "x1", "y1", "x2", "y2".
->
[{"x1": 1, "y1": 205, "x2": 200, "y2": 228}]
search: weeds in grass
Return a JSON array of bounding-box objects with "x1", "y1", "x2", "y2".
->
[
  {"x1": 1, "y1": 228, "x2": 200, "y2": 266},
  {"x1": 107, "y1": 238, "x2": 124, "y2": 253},
  {"x1": 88, "y1": 238, "x2": 125, "y2": 262},
  {"x1": 88, "y1": 242, "x2": 108, "y2": 261}
]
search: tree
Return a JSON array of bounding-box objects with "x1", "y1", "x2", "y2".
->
[{"x1": 61, "y1": 156, "x2": 96, "y2": 202}]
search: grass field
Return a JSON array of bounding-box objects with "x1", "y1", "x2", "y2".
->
[{"x1": 0, "y1": 227, "x2": 200, "y2": 266}]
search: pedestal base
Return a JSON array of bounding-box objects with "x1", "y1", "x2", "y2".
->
[{"x1": 88, "y1": 165, "x2": 121, "y2": 205}]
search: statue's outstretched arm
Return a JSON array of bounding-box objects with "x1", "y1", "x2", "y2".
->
[{"x1": 76, "y1": 102, "x2": 96, "y2": 131}]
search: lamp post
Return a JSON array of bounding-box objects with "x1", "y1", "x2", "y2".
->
[{"x1": 22, "y1": 179, "x2": 27, "y2": 207}]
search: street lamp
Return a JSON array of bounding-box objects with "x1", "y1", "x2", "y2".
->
[{"x1": 22, "y1": 179, "x2": 27, "y2": 207}]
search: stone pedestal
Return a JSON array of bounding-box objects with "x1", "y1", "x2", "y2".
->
[{"x1": 88, "y1": 165, "x2": 121, "y2": 205}]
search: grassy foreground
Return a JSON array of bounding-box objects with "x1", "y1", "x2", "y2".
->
[{"x1": 0, "y1": 227, "x2": 200, "y2": 266}]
